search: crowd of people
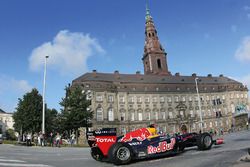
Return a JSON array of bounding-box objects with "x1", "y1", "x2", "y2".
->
[{"x1": 19, "y1": 131, "x2": 76, "y2": 147}]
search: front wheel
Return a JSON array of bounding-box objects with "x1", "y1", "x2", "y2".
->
[
  {"x1": 197, "y1": 132, "x2": 213, "y2": 150},
  {"x1": 108, "y1": 142, "x2": 133, "y2": 165}
]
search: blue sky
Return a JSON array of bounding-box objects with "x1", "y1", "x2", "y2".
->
[{"x1": 0, "y1": 0, "x2": 250, "y2": 113}]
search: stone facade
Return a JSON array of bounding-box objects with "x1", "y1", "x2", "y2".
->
[
  {"x1": 72, "y1": 6, "x2": 249, "y2": 136},
  {"x1": 0, "y1": 110, "x2": 14, "y2": 134}
]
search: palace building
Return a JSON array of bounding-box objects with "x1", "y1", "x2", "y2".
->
[{"x1": 72, "y1": 7, "x2": 249, "y2": 135}]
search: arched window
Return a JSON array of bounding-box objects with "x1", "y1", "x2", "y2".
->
[
  {"x1": 96, "y1": 108, "x2": 103, "y2": 121},
  {"x1": 157, "y1": 59, "x2": 162, "y2": 69},
  {"x1": 108, "y1": 108, "x2": 114, "y2": 121},
  {"x1": 121, "y1": 112, "x2": 125, "y2": 121}
]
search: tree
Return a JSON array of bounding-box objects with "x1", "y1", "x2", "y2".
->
[
  {"x1": 60, "y1": 85, "x2": 92, "y2": 141},
  {"x1": 13, "y1": 88, "x2": 43, "y2": 134},
  {"x1": 45, "y1": 108, "x2": 59, "y2": 133}
]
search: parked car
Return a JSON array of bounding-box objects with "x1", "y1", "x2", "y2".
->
[{"x1": 0, "y1": 134, "x2": 3, "y2": 144}]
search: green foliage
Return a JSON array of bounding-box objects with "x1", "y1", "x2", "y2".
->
[
  {"x1": 13, "y1": 88, "x2": 59, "y2": 134},
  {"x1": 60, "y1": 85, "x2": 92, "y2": 132},
  {"x1": 13, "y1": 88, "x2": 43, "y2": 133},
  {"x1": 5, "y1": 129, "x2": 16, "y2": 140}
]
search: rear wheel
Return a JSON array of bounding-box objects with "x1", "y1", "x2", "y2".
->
[
  {"x1": 108, "y1": 142, "x2": 133, "y2": 165},
  {"x1": 197, "y1": 133, "x2": 213, "y2": 150}
]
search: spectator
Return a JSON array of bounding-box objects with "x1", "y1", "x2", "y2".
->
[
  {"x1": 26, "y1": 132, "x2": 32, "y2": 146},
  {"x1": 70, "y1": 133, "x2": 75, "y2": 146},
  {"x1": 55, "y1": 133, "x2": 61, "y2": 148}
]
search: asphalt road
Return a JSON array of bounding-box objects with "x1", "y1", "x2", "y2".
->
[{"x1": 0, "y1": 130, "x2": 250, "y2": 167}]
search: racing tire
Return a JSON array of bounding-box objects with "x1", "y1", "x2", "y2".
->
[
  {"x1": 108, "y1": 142, "x2": 133, "y2": 165},
  {"x1": 91, "y1": 147, "x2": 104, "y2": 161},
  {"x1": 197, "y1": 132, "x2": 213, "y2": 150}
]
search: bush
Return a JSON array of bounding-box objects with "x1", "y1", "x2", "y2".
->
[{"x1": 5, "y1": 129, "x2": 16, "y2": 140}]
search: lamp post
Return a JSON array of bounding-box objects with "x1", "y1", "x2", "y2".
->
[
  {"x1": 42, "y1": 55, "x2": 49, "y2": 135},
  {"x1": 195, "y1": 77, "x2": 203, "y2": 133}
]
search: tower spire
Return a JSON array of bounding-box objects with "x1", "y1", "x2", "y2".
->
[{"x1": 142, "y1": 4, "x2": 171, "y2": 75}]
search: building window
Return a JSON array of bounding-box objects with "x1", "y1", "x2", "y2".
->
[
  {"x1": 138, "y1": 112, "x2": 143, "y2": 121},
  {"x1": 230, "y1": 94, "x2": 234, "y2": 99},
  {"x1": 131, "y1": 112, "x2": 135, "y2": 121},
  {"x1": 245, "y1": 93, "x2": 248, "y2": 99},
  {"x1": 160, "y1": 96, "x2": 165, "y2": 103},
  {"x1": 154, "y1": 112, "x2": 158, "y2": 120},
  {"x1": 190, "y1": 110, "x2": 194, "y2": 117},
  {"x1": 192, "y1": 123, "x2": 196, "y2": 129},
  {"x1": 137, "y1": 97, "x2": 142, "y2": 103},
  {"x1": 180, "y1": 111, "x2": 184, "y2": 117},
  {"x1": 157, "y1": 59, "x2": 162, "y2": 69},
  {"x1": 204, "y1": 122, "x2": 207, "y2": 128},
  {"x1": 108, "y1": 95, "x2": 113, "y2": 102},
  {"x1": 222, "y1": 95, "x2": 225, "y2": 100},
  {"x1": 168, "y1": 97, "x2": 172, "y2": 103},
  {"x1": 195, "y1": 96, "x2": 198, "y2": 101},
  {"x1": 175, "y1": 96, "x2": 179, "y2": 102},
  {"x1": 189, "y1": 96, "x2": 192, "y2": 102},
  {"x1": 161, "y1": 112, "x2": 166, "y2": 120},
  {"x1": 96, "y1": 108, "x2": 103, "y2": 121},
  {"x1": 119, "y1": 96, "x2": 125, "y2": 103},
  {"x1": 208, "y1": 109, "x2": 211, "y2": 116},
  {"x1": 169, "y1": 112, "x2": 173, "y2": 119},
  {"x1": 108, "y1": 108, "x2": 114, "y2": 121},
  {"x1": 206, "y1": 96, "x2": 210, "y2": 101},
  {"x1": 146, "y1": 112, "x2": 150, "y2": 120},
  {"x1": 210, "y1": 122, "x2": 213, "y2": 128},
  {"x1": 145, "y1": 97, "x2": 150, "y2": 103},
  {"x1": 96, "y1": 95, "x2": 103, "y2": 102},
  {"x1": 153, "y1": 96, "x2": 157, "y2": 103},
  {"x1": 181, "y1": 96, "x2": 186, "y2": 102},
  {"x1": 128, "y1": 96, "x2": 134, "y2": 103},
  {"x1": 236, "y1": 94, "x2": 239, "y2": 98},
  {"x1": 241, "y1": 94, "x2": 244, "y2": 98},
  {"x1": 215, "y1": 121, "x2": 218, "y2": 127},
  {"x1": 121, "y1": 112, "x2": 125, "y2": 121}
]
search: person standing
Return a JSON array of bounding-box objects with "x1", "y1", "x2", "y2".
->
[
  {"x1": 55, "y1": 133, "x2": 61, "y2": 148},
  {"x1": 26, "y1": 132, "x2": 32, "y2": 146},
  {"x1": 70, "y1": 133, "x2": 75, "y2": 146}
]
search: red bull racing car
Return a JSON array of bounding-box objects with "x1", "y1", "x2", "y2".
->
[{"x1": 87, "y1": 127, "x2": 224, "y2": 165}]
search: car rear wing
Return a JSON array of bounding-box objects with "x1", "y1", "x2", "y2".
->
[{"x1": 87, "y1": 128, "x2": 117, "y2": 156}]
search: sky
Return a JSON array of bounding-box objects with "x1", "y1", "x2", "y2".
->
[{"x1": 0, "y1": 0, "x2": 250, "y2": 113}]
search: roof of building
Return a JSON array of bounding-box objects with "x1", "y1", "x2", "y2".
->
[
  {"x1": 0, "y1": 109, "x2": 6, "y2": 113},
  {"x1": 73, "y1": 72, "x2": 242, "y2": 85}
]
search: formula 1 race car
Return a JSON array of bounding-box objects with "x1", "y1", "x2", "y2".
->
[{"x1": 87, "y1": 127, "x2": 224, "y2": 165}]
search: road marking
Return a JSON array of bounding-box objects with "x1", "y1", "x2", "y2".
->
[
  {"x1": 0, "y1": 159, "x2": 25, "y2": 163},
  {"x1": 0, "y1": 163, "x2": 53, "y2": 167}
]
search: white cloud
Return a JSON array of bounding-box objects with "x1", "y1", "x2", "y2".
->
[
  {"x1": 0, "y1": 75, "x2": 32, "y2": 95},
  {"x1": 0, "y1": 75, "x2": 33, "y2": 112},
  {"x1": 243, "y1": 6, "x2": 250, "y2": 11},
  {"x1": 29, "y1": 30, "x2": 105, "y2": 76},
  {"x1": 235, "y1": 36, "x2": 250, "y2": 62}
]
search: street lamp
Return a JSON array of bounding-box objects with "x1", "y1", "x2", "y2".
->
[
  {"x1": 42, "y1": 55, "x2": 49, "y2": 135},
  {"x1": 195, "y1": 77, "x2": 203, "y2": 133}
]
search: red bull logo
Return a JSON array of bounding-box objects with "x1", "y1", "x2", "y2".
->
[
  {"x1": 120, "y1": 128, "x2": 151, "y2": 142},
  {"x1": 147, "y1": 138, "x2": 176, "y2": 154}
]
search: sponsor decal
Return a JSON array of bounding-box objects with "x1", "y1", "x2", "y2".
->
[
  {"x1": 147, "y1": 138, "x2": 176, "y2": 154},
  {"x1": 96, "y1": 137, "x2": 116, "y2": 143},
  {"x1": 120, "y1": 128, "x2": 151, "y2": 142},
  {"x1": 128, "y1": 141, "x2": 142, "y2": 146}
]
